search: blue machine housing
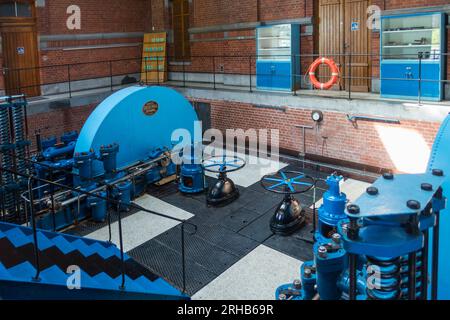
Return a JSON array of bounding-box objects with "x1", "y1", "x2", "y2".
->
[
  {"x1": 316, "y1": 174, "x2": 347, "y2": 242},
  {"x1": 427, "y1": 114, "x2": 450, "y2": 299},
  {"x1": 179, "y1": 144, "x2": 206, "y2": 194},
  {"x1": 32, "y1": 86, "x2": 199, "y2": 231},
  {"x1": 277, "y1": 161, "x2": 448, "y2": 300}
]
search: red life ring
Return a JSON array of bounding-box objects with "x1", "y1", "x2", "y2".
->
[{"x1": 308, "y1": 58, "x2": 339, "y2": 90}]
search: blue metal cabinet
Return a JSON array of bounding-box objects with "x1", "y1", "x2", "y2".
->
[
  {"x1": 257, "y1": 61, "x2": 292, "y2": 90},
  {"x1": 380, "y1": 12, "x2": 446, "y2": 101},
  {"x1": 256, "y1": 24, "x2": 300, "y2": 91}
]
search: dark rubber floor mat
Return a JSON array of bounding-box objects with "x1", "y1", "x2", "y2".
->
[
  {"x1": 128, "y1": 239, "x2": 216, "y2": 295},
  {"x1": 189, "y1": 224, "x2": 259, "y2": 257},
  {"x1": 238, "y1": 208, "x2": 277, "y2": 243},
  {"x1": 263, "y1": 234, "x2": 314, "y2": 262},
  {"x1": 153, "y1": 227, "x2": 244, "y2": 276}
]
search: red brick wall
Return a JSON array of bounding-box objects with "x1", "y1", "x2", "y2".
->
[
  {"x1": 1, "y1": 1, "x2": 151, "y2": 92},
  {"x1": 36, "y1": 0, "x2": 151, "y2": 35},
  {"x1": 190, "y1": 98, "x2": 441, "y2": 172},
  {"x1": 28, "y1": 104, "x2": 96, "y2": 142},
  {"x1": 32, "y1": 0, "x2": 152, "y2": 89}
]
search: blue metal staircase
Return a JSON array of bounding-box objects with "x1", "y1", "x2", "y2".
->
[{"x1": 0, "y1": 221, "x2": 189, "y2": 300}]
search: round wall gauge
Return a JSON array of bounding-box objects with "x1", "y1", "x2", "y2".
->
[{"x1": 311, "y1": 110, "x2": 324, "y2": 123}]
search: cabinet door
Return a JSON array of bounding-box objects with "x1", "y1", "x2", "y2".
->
[
  {"x1": 272, "y1": 62, "x2": 291, "y2": 90},
  {"x1": 381, "y1": 63, "x2": 419, "y2": 98},
  {"x1": 256, "y1": 61, "x2": 273, "y2": 89},
  {"x1": 420, "y1": 63, "x2": 441, "y2": 99}
]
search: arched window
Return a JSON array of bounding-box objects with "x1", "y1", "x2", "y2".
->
[{"x1": 172, "y1": 0, "x2": 190, "y2": 61}]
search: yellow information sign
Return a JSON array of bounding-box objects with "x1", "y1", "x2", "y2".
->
[{"x1": 141, "y1": 32, "x2": 167, "y2": 84}]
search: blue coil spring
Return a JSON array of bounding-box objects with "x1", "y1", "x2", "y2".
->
[
  {"x1": 366, "y1": 256, "x2": 402, "y2": 300},
  {"x1": 400, "y1": 251, "x2": 423, "y2": 299},
  {"x1": 0, "y1": 106, "x2": 15, "y2": 216}
]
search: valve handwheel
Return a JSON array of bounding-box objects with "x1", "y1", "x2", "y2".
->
[
  {"x1": 261, "y1": 170, "x2": 315, "y2": 235},
  {"x1": 203, "y1": 154, "x2": 246, "y2": 206},
  {"x1": 203, "y1": 155, "x2": 246, "y2": 174}
]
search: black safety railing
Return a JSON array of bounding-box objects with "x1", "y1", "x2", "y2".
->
[
  {"x1": 0, "y1": 52, "x2": 449, "y2": 104},
  {"x1": 0, "y1": 162, "x2": 196, "y2": 294}
]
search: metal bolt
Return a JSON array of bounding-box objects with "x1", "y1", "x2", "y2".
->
[
  {"x1": 347, "y1": 204, "x2": 360, "y2": 214},
  {"x1": 432, "y1": 169, "x2": 444, "y2": 177},
  {"x1": 383, "y1": 172, "x2": 394, "y2": 180},
  {"x1": 332, "y1": 233, "x2": 341, "y2": 243},
  {"x1": 341, "y1": 223, "x2": 349, "y2": 234},
  {"x1": 421, "y1": 183, "x2": 433, "y2": 191},
  {"x1": 304, "y1": 268, "x2": 312, "y2": 278},
  {"x1": 366, "y1": 186, "x2": 379, "y2": 196},
  {"x1": 318, "y1": 246, "x2": 328, "y2": 258},
  {"x1": 407, "y1": 200, "x2": 421, "y2": 210},
  {"x1": 279, "y1": 293, "x2": 287, "y2": 300},
  {"x1": 293, "y1": 279, "x2": 302, "y2": 289}
]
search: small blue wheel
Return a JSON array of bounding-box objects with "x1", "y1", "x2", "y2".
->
[
  {"x1": 203, "y1": 155, "x2": 246, "y2": 174},
  {"x1": 261, "y1": 170, "x2": 315, "y2": 195}
]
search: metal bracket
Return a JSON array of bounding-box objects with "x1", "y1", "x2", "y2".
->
[
  {"x1": 295, "y1": 125, "x2": 314, "y2": 157},
  {"x1": 346, "y1": 114, "x2": 400, "y2": 128}
]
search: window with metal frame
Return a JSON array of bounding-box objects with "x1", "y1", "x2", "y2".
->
[{"x1": 0, "y1": 1, "x2": 32, "y2": 18}]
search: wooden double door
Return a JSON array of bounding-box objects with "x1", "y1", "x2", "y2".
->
[{"x1": 318, "y1": 0, "x2": 371, "y2": 92}]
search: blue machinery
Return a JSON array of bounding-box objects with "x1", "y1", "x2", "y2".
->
[
  {"x1": 276, "y1": 137, "x2": 450, "y2": 300},
  {"x1": 1, "y1": 86, "x2": 199, "y2": 231},
  {"x1": 4, "y1": 86, "x2": 450, "y2": 300},
  {"x1": 1, "y1": 85, "x2": 243, "y2": 233}
]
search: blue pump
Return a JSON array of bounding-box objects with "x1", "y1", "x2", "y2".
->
[{"x1": 179, "y1": 144, "x2": 206, "y2": 194}]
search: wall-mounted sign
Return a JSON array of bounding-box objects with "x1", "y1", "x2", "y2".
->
[
  {"x1": 351, "y1": 21, "x2": 359, "y2": 31},
  {"x1": 17, "y1": 47, "x2": 25, "y2": 55}
]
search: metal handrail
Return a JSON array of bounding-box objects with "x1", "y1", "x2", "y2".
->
[
  {"x1": 1, "y1": 52, "x2": 449, "y2": 104},
  {"x1": 0, "y1": 165, "x2": 197, "y2": 294}
]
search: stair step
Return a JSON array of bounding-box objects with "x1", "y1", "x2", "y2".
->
[
  {"x1": 0, "y1": 262, "x2": 13, "y2": 281},
  {"x1": 36, "y1": 231, "x2": 56, "y2": 251},
  {"x1": 151, "y1": 278, "x2": 185, "y2": 296},
  {"x1": 89, "y1": 242, "x2": 118, "y2": 260},
  {"x1": 4, "y1": 228, "x2": 32, "y2": 248},
  {"x1": 78, "y1": 269, "x2": 102, "y2": 289},
  {"x1": 39, "y1": 265, "x2": 70, "y2": 285},
  {"x1": 51, "y1": 236, "x2": 77, "y2": 255},
  {"x1": 7, "y1": 261, "x2": 36, "y2": 280},
  {"x1": 111, "y1": 274, "x2": 148, "y2": 294},
  {"x1": 70, "y1": 239, "x2": 100, "y2": 258}
]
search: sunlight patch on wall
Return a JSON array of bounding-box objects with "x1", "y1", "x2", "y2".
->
[{"x1": 375, "y1": 125, "x2": 430, "y2": 174}]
